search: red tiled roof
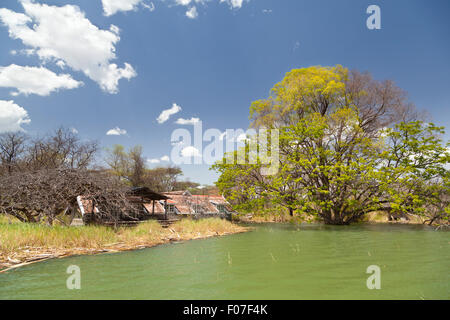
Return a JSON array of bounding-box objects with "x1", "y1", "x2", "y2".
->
[
  {"x1": 143, "y1": 201, "x2": 165, "y2": 214},
  {"x1": 161, "y1": 191, "x2": 231, "y2": 214}
]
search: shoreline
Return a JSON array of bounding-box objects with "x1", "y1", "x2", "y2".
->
[
  {"x1": 1, "y1": 216, "x2": 444, "y2": 273},
  {"x1": 0, "y1": 230, "x2": 249, "y2": 274},
  {"x1": 0, "y1": 219, "x2": 250, "y2": 273},
  {"x1": 235, "y1": 211, "x2": 432, "y2": 225}
]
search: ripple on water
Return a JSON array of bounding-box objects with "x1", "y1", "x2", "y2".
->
[{"x1": 0, "y1": 223, "x2": 448, "y2": 299}]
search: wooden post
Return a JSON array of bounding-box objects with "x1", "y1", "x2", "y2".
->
[{"x1": 164, "y1": 199, "x2": 168, "y2": 220}]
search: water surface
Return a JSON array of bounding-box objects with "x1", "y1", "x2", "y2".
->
[{"x1": 0, "y1": 223, "x2": 448, "y2": 299}]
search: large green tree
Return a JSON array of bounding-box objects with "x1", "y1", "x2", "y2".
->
[{"x1": 213, "y1": 66, "x2": 449, "y2": 225}]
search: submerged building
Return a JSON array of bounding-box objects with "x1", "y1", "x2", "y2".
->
[
  {"x1": 161, "y1": 190, "x2": 234, "y2": 218},
  {"x1": 76, "y1": 188, "x2": 234, "y2": 224}
]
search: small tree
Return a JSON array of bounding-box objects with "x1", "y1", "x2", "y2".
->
[
  {"x1": 142, "y1": 166, "x2": 183, "y2": 192},
  {"x1": 0, "y1": 132, "x2": 27, "y2": 175},
  {"x1": 26, "y1": 127, "x2": 98, "y2": 170},
  {"x1": 105, "y1": 144, "x2": 146, "y2": 187},
  {"x1": 381, "y1": 122, "x2": 449, "y2": 224}
]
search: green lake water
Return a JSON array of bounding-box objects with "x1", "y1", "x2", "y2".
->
[{"x1": 0, "y1": 223, "x2": 448, "y2": 299}]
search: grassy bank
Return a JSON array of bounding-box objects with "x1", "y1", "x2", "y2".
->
[
  {"x1": 0, "y1": 216, "x2": 248, "y2": 272},
  {"x1": 362, "y1": 211, "x2": 425, "y2": 224},
  {"x1": 235, "y1": 210, "x2": 427, "y2": 225}
]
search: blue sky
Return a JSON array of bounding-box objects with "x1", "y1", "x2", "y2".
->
[{"x1": 0, "y1": 0, "x2": 449, "y2": 184}]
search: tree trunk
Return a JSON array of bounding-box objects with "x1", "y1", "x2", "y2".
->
[{"x1": 288, "y1": 207, "x2": 294, "y2": 217}]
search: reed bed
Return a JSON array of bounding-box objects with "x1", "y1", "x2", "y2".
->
[{"x1": 0, "y1": 217, "x2": 248, "y2": 271}]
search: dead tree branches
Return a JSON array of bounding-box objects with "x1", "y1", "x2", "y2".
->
[{"x1": 0, "y1": 168, "x2": 140, "y2": 225}]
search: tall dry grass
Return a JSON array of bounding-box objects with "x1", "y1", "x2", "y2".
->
[
  {"x1": 0, "y1": 217, "x2": 247, "y2": 259},
  {"x1": 172, "y1": 217, "x2": 244, "y2": 234},
  {"x1": 0, "y1": 221, "x2": 117, "y2": 255}
]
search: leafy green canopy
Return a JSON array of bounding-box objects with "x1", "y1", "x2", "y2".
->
[{"x1": 213, "y1": 66, "x2": 449, "y2": 225}]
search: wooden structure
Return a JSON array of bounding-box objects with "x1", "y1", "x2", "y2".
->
[
  {"x1": 161, "y1": 190, "x2": 234, "y2": 220},
  {"x1": 76, "y1": 187, "x2": 234, "y2": 226},
  {"x1": 77, "y1": 187, "x2": 173, "y2": 225},
  {"x1": 126, "y1": 187, "x2": 170, "y2": 220}
]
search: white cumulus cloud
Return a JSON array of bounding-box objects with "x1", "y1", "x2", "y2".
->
[
  {"x1": 176, "y1": 0, "x2": 246, "y2": 9},
  {"x1": 100, "y1": 0, "x2": 249, "y2": 19},
  {"x1": 147, "y1": 155, "x2": 170, "y2": 164},
  {"x1": 0, "y1": 1, "x2": 136, "y2": 94},
  {"x1": 157, "y1": 103, "x2": 182, "y2": 124},
  {"x1": 106, "y1": 127, "x2": 127, "y2": 135},
  {"x1": 175, "y1": 0, "x2": 194, "y2": 5},
  {"x1": 147, "y1": 158, "x2": 160, "y2": 164},
  {"x1": 186, "y1": 6, "x2": 198, "y2": 19},
  {"x1": 0, "y1": 64, "x2": 83, "y2": 96},
  {"x1": 0, "y1": 100, "x2": 31, "y2": 133},
  {"x1": 175, "y1": 117, "x2": 200, "y2": 125},
  {"x1": 220, "y1": 0, "x2": 245, "y2": 9},
  {"x1": 174, "y1": 0, "x2": 249, "y2": 17},
  {"x1": 102, "y1": 0, "x2": 155, "y2": 16},
  {"x1": 181, "y1": 146, "x2": 202, "y2": 158}
]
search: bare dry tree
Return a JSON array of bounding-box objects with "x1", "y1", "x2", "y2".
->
[
  {"x1": 0, "y1": 132, "x2": 28, "y2": 175},
  {"x1": 0, "y1": 127, "x2": 98, "y2": 175},
  {"x1": 26, "y1": 127, "x2": 98, "y2": 171},
  {"x1": 0, "y1": 128, "x2": 144, "y2": 226},
  {"x1": 345, "y1": 70, "x2": 421, "y2": 133},
  {"x1": 0, "y1": 168, "x2": 140, "y2": 225}
]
